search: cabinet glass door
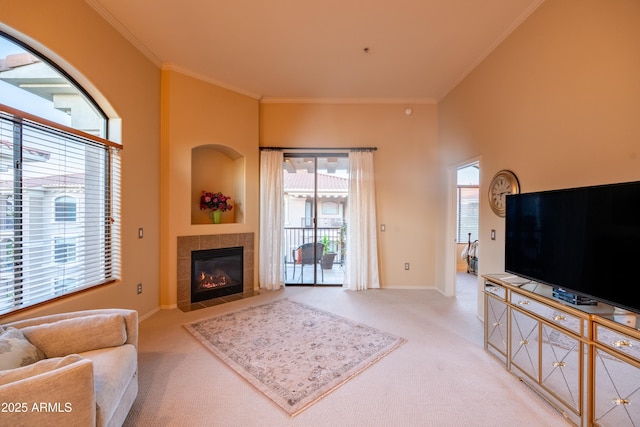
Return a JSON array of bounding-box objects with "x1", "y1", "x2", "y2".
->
[
  {"x1": 511, "y1": 308, "x2": 540, "y2": 381},
  {"x1": 539, "y1": 324, "x2": 583, "y2": 414},
  {"x1": 594, "y1": 347, "x2": 640, "y2": 426},
  {"x1": 486, "y1": 293, "x2": 508, "y2": 364}
]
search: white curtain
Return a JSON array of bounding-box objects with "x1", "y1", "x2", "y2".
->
[
  {"x1": 344, "y1": 151, "x2": 380, "y2": 290},
  {"x1": 259, "y1": 150, "x2": 285, "y2": 290}
]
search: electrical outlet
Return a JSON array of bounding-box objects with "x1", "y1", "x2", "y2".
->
[
  {"x1": 404, "y1": 263, "x2": 410, "y2": 270},
  {"x1": 137, "y1": 283, "x2": 142, "y2": 294},
  {"x1": 138, "y1": 228, "x2": 144, "y2": 239}
]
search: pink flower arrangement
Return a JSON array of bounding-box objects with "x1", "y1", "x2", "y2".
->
[{"x1": 200, "y1": 191, "x2": 233, "y2": 212}]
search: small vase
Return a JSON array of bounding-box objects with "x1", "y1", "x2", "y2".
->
[{"x1": 210, "y1": 210, "x2": 221, "y2": 224}]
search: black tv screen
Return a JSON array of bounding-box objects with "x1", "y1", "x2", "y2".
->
[{"x1": 505, "y1": 180, "x2": 640, "y2": 314}]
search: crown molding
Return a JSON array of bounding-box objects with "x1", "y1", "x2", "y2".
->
[
  {"x1": 160, "y1": 64, "x2": 262, "y2": 100},
  {"x1": 85, "y1": 0, "x2": 162, "y2": 67},
  {"x1": 259, "y1": 97, "x2": 437, "y2": 105}
]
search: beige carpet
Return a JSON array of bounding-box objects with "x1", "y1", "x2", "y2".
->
[
  {"x1": 184, "y1": 299, "x2": 406, "y2": 416},
  {"x1": 124, "y1": 274, "x2": 570, "y2": 427}
]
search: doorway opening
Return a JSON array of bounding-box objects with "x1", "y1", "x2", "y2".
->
[
  {"x1": 282, "y1": 154, "x2": 348, "y2": 286},
  {"x1": 455, "y1": 162, "x2": 480, "y2": 296}
]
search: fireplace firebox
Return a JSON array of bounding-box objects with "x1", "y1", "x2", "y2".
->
[{"x1": 191, "y1": 246, "x2": 243, "y2": 303}]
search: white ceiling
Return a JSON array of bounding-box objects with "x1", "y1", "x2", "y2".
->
[{"x1": 87, "y1": 0, "x2": 543, "y2": 102}]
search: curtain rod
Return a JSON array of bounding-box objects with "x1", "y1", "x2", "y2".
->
[{"x1": 260, "y1": 146, "x2": 377, "y2": 152}]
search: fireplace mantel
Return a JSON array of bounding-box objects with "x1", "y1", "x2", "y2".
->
[{"x1": 177, "y1": 233, "x2": 255, "y2": 311}]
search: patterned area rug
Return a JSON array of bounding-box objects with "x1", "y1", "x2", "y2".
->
[{"x1": 184, "y1": 299, "x2": 406, "y2": 416}]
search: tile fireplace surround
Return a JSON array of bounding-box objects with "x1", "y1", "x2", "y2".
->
[{"x1": 177, "y1": 233, "x2": 256, "y2": 311}]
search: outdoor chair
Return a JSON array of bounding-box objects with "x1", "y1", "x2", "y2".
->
[{"x1": 293, "y1": 242, "x2": 324, "y2": 283}]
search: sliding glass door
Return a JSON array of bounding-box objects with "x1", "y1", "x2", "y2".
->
[{"x1": 283, "y1": 154, "x2": 348, "y2": 285}]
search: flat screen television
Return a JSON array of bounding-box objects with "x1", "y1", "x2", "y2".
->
[{"x1": 505, "y1": 180, "x2": 640, "y2": 314}]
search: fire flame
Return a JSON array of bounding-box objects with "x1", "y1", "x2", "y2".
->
[{"x1": 198, "y1": 270, "x2": 230, "y2": 289}]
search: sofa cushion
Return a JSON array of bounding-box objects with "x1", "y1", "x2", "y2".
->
[
  {"x1": 0, "y1": 327, "x2": 46, "y2": 370},
  {"x1": 0, "y1": 354, "x2": 84, "y2": 385},
  {"x1": 21, "y1": 313, "x2": 127, "y2": 358},
  {"x1": 80, "y1": 344, "x2": 137, "y2": 426},
  {"x1": 0, "y1": 353, "x2": 96, "y2": 426}
]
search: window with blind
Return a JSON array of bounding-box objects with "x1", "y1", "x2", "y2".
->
[
  {"x1": 457, "y1": 186, "x2": 479, "y2": 243},
  {"x1": 0, "y1": 33, "x2": 121, "y2": 315},
  {"x1": 457, "y1": 164, "x2": 479, "y2": 244}
]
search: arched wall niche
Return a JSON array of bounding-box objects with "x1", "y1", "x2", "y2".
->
[{"x1": 191, "y1": 144, "x2": 246, "y2": 224}]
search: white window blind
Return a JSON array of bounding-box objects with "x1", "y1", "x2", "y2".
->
[
  {"x1": 0, "y1": 106, "x2": 121, "y2": 315},
  {"x1": 457, "y1": 186, "x2": 479, "y2": 243}
]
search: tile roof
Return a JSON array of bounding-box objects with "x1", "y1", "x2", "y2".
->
[{"x1": 283, "y1": 171, "x2": 348, "y2": 192}]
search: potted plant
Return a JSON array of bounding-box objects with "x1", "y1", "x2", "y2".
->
[
  {"x1": 200, "y1": 191, "x2": 233, "y2": 224},
  {"x1": 321, "y1": 235, "x2": 337, "y2": 270}
]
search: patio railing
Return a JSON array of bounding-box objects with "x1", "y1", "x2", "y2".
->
[{"x1": 283, "y1": 226, "x2": 345, "y2": 265}]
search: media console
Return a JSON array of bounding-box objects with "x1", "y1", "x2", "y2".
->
[{"x1": 483, "y1": 274, "x2": 640, "y2": 427}]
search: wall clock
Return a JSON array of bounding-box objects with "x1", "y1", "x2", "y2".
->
[{"x1": 488, "y1": 170, "x2": 520, "y2": 217}]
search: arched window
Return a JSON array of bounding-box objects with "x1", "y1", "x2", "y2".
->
[
  {"x1": 55, "y1": 196, "x2": 77, "y2": 222},
  {"x1": 0, "y1": 32, "x2": 121, "y2": 315}
]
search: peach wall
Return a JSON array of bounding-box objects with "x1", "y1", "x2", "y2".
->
[
  {"x1": 6, "y1": 0, "x2": 635, "y2": 321},
  {"x1": 191, "y1": 147, "x2": 244, "y2": 224},
  {"x1": 438, "y1": 0, "x2": 640, "y2": 316},
  {"x1": 260, "y1": 102, "x2": 438, "y2": 288},
  {"x1": 0, "y1": 0, "x2": 161, "y2": 321},
  {"x1": 160, "y1": 70, "x2": 259, "y2": 308}
]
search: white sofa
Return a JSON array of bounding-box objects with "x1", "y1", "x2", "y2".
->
[{"x1": 0, "y1": 309, "x2": 138, "y2": 427}]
